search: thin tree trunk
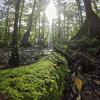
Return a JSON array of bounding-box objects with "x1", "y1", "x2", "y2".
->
[
  {"x1": 42, "y1": 11, "x2": 45, "y2": 46},
  {"x1": 92, "y1": 0, "x2": 98, "y2": 16},
  {"x1": 4, "y1": 4, "x2": 10, "y2": 45},
  {"x1": 76, "y1": 0, "x2": 83, "y2": 26},
  {"x1": 21, "y1": 0, "x2": 36, "y2": 46},
  {"x1": 67, "y1": 16, "x2": 69, "y2": 39},
  {"x1": 57, "y1": 0, "x2": 61, "y2": 42},
  {"x1": 63, "y1": 2, "x2": 66, "y2": 42},
  {"x1": 34, "y1": 24, "x2": 37, "y2": 44},
  {"x1": 5, "y1": 5, "x2": 9, "y2": 35},
  {"x1": 19, "y1": 0, "x2": 25, "y2": 36},
  {"x1": 38, "y1": 12, "x2": 41, "y2": 44}
]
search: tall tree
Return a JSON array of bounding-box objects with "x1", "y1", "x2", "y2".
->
[
  {"x1": 21, "y1": 0, "x2": 36, "y2": 46},
  {"x1": 41, "y1": 2, "x2": 46, "y2": 46},
  {"x1": 39, "y1": 12, "x2": 41, "y2": 43},
  {"x1": 76, "y1": 0, "x2": 83, "y2": 26},
  {"x1": 4, "y1": 2, "x2": 9, "y2": 35},
  {"x1": 19, "y1": 0, "x2": 25, "y2": 35},
  {"x1": 58, "y1": 0, "x2": 61, "y2": 40},
  {"x1": 8, "y1": 0, "x2": 21, "y2": 67},
  {"x1": 63, "y1": 1, "x2": 66, "y2": 42},
  {"x1": 4, "y1": 2, "x2": 10, "y2": 45},
  {"x1": 75, "y1": 0, "x2": 100, "y2": 39}
]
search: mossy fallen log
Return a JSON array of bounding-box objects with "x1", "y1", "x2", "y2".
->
[{"x1": 0, "y1": 52, "x2": 69, "y2": 100}]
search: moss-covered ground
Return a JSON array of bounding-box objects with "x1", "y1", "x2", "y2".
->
[{"x1": 0, "y1": 52, "x2": 69, "y2": 100}]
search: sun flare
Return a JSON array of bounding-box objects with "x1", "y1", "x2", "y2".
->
[{"x1": 45, "y1": 0, "x2": 57, "y2": 23}]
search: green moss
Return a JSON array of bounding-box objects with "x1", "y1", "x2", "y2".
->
[{"x1": 0, "y1": 52, "x2": 69, "y2": 100}]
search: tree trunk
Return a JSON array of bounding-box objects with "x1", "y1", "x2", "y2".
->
[
  {"x1": 76, "y1": 0, "x2": 83, "y2": 26},
  {"x1": 63, "y1": 2, "x2": 66, "y2": 42},
  {"x1": 34, "y1": 24, "x2": 37, "y2": 44},
  {"x1": 21, "y1": 0, "x2": 36, "y2": 46},
  {"x1": 38, "y1": 12, "x2": 41, "y2": 45},
  {"x1": 5, "y1": 5, "x2": 9, "y2": 35},
  {"x1": 74, "y1": 0, "x2": 100, "y2": 39},
  {"x1": 58, "y1": 0, "x2": 61, "y2": 40},
  {"x1": 8, "y1": 0, "x2": 21, "y2": 67},
  {"x1": 42, "y1": 10, "x2": 45, "y2": 46},
  {"x1": 4, "y1": 4, "x2": 10, "y2": 45},
  {"x1": 83, "y1": 0, "x2": 93, "y2": 18},
  {"x1": 19, "y1": 0, "x2": 25, "y2": 36}
]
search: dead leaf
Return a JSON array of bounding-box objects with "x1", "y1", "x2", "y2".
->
[{"x1": 75, "y1": 77, "x2": 83, "y2": 92}]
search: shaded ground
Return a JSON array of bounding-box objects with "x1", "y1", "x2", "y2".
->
[
  {"x1": 60, "y1": 38, "x2": 100, "y2": 100},
  {"x1": 66, "y1": 58, "x2": 100, "y2": 100},
  {"x1": 0, "y1": 47, "x2": 43, "y2": 69},
  {"x1": 54, "y1": 37, "x2": 100, "y2": 100}
]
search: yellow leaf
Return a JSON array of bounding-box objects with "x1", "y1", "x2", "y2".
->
[{"x1": 75, "y1": 77, "x2": 83, "y2": 92}]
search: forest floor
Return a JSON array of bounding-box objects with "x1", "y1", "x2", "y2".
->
[
  {"x1": 60, "y1": 37, "x2": 100, "y2": 100},
  {"x1": 64, "y1": 57, "x2": 100, "y2": 100}
]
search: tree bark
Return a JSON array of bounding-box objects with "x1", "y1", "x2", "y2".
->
[
  {"x1": 83, "y1": 0, "x2": 93, "y2": 18},
  {"x1": 5, "y1": 5, "x2": 9, "y2": 35},
  {"x1": 63, "y1": 2, "x2": 66, "y2": 42},
  {"x1": 58, "y1": 0, "x2": 61, "y2": 40},
  {"x1": 74, "y1": 0, "x2": 100, "y2": 39},
  {"x1": 38, "y1": 12, "x2": 41, "y2": 44},
  {"x1": 42, "y1": 11, "x2": 45, "y2": 46},
  {"x1": 8, "y1": 0, "x2": 21, "y2": 67},
  {"x1": 19, "y1": 0, "x2": 25, "y2": 35},
  {"x1": 4, "y1": 4, "x2": 10, "y2": 45},
  {"x1": 76, "y1": 0, "x2": 83, "y2": 26}
]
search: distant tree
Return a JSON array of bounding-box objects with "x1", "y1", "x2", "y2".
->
[
  {"x1": 58, "y1": 0, "x2": 61, "y2": 40},
  {"x1": 41, "y1": 1, "x2": 46, "y2": 46},
  {"x1": 4, "y1": 2, "x2": 9, "y2": 36},
  {"x1": 19, "y1": 0, "x2": 25, "y2": 35},
  {"x1": 92, "y1": 0, "x2": 98, "y2": 16},
  {"x1": 38, "y1": 12, "x2": 41, "y2": 44},
  {"x1": 63, "y1": 1, "x2": 66, "y2": 41},
  {"x1": 21, "y1": 0, "x2": 36, "y2": 46},
  {"x1": 76, "y1": 0, "x2": 83, "y2": 26}
]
